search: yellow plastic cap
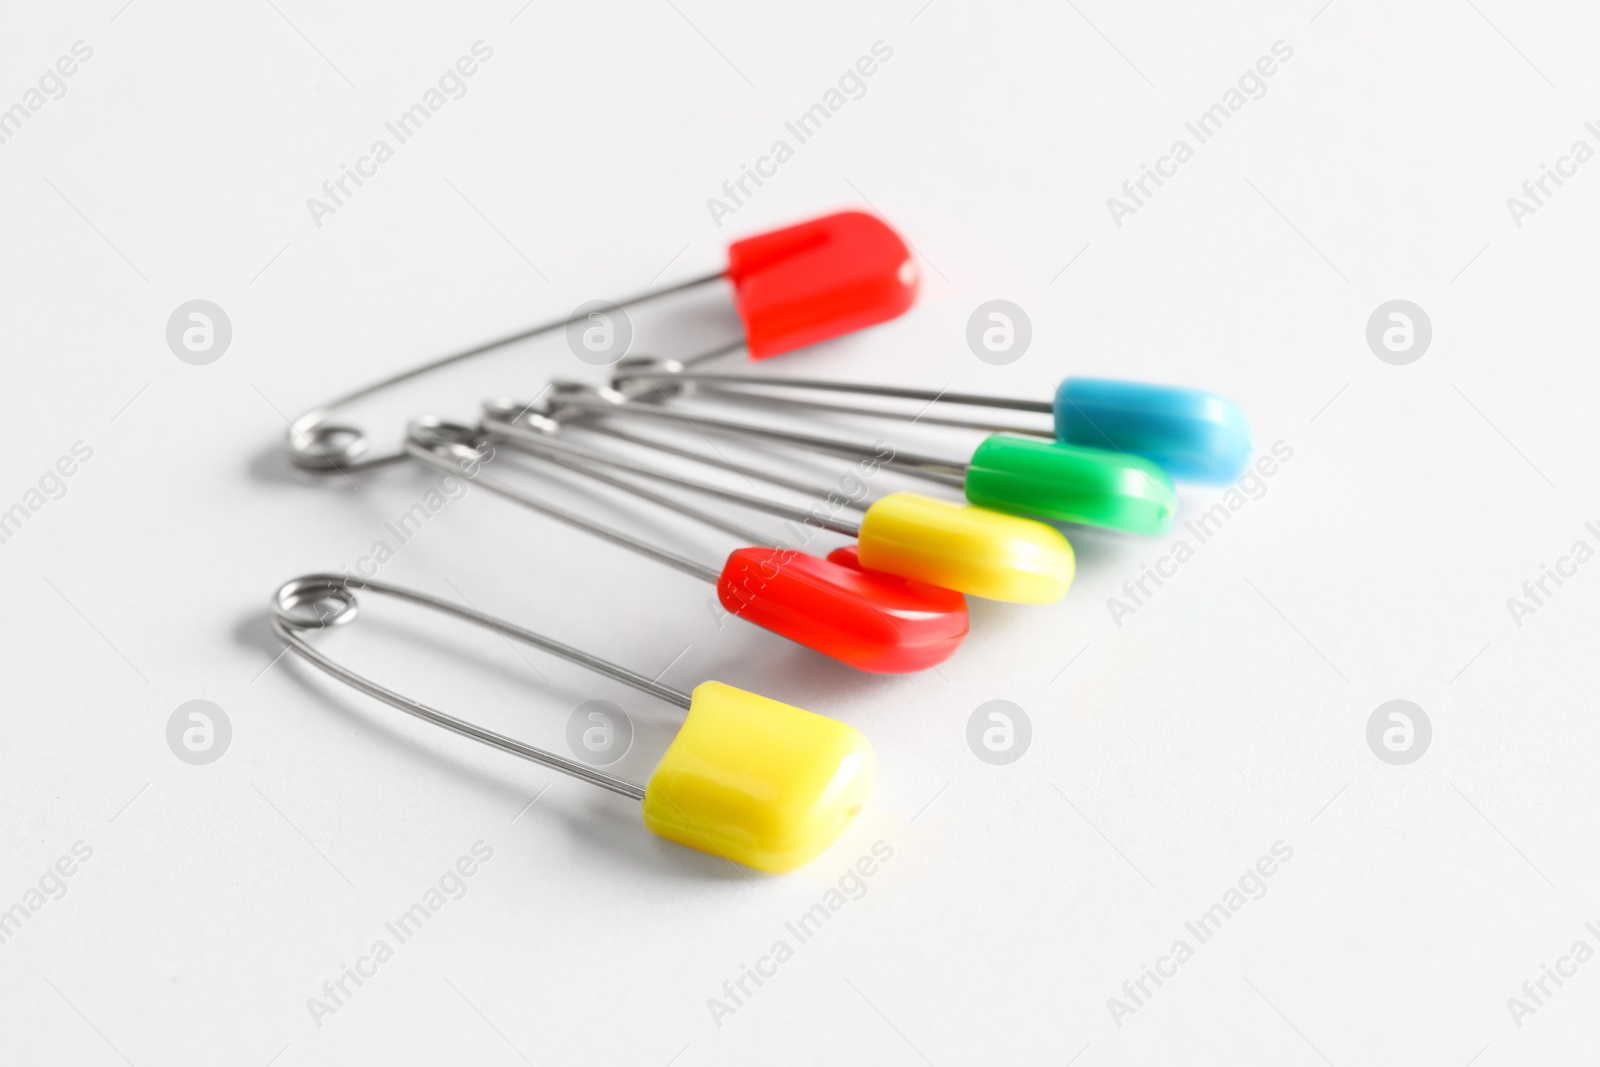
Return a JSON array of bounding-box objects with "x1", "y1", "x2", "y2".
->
[
  {"x1": 642, "y1": 682, "x2": 875, "y2": 873},
  {"x1": 856, "y1": 492, "x2": 1075, "y2": 604}
]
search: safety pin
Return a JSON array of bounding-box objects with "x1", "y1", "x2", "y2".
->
[
  {"x1": 404, "y1": 424, "x2": 968, "y2": 674},
  {"x1": 284, "y1": 210, "x2": 918, "y2": 474},
  {"x1": 529, "y1": 380, "x2": 1180, "y2": 537},
  {"x1": 479, "y1": 407, "x2": 1077, "y2": 605},
  {"x1": 611, "y1": 361, "x2": 1254, "y2": 484},
  {"x1": 271, "y1": 573, "x2": 874, "y2": 873}
]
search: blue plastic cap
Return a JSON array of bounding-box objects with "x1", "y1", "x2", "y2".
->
[{"x1": 1052, "y1": 378, "x2": 1252, "y2": 484}]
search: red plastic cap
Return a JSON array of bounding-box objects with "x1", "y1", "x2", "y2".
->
[
  {"x1": 717, "y1": 545, "x2": 966, "y2": 674},
  {"x1": 726, "y1": 210, "x2": 919, "y2": 360}
]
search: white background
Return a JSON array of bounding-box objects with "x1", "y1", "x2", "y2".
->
[{"x1": 2, "y1": 1, "x2": 1597, "y2": 1063}]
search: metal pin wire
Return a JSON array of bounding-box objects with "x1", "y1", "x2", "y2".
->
[
  {"x1": 283, "y1": 273, "x2": 730, "y2": 473},
  {"x1": 406, "y1": 414, "x2": 785, "y2": 553},
  {"x1": 272, "y1": 573, "x2": 688, "y2": 800},
  {"x1": 485, "y1": 415, "x2": 865, "y2": 538},
  {"x1": 406, "y1": 437, "x2": 727, "y2": 583},
  {"x1": 494, "y1": 442, "x2": 785, "y2": 550},
  {"x1": 666, "y1": 380, "x2": 1055, "y2": 437},
  {"x1": 541, "y1": 413, "x2": 878, "y2": 504},
  {"x1": 612, "y1": 367, "x2": 1055, "y2": 415},
  {"x1": 540, "y1": 386, "x2": 970, "y2": 488}
]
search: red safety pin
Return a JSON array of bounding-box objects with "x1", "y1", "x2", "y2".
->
[
  {"x1": 404, "y1": 418, "x2": 967, "y2": 675},
  {"x1": 286, "y1": 210, "x2": 918, "y2": 473}
]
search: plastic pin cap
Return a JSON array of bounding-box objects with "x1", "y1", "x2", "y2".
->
[
  {"x1": 965, "y1": 434, "x2": 1177, "y2": 535},
  {"x1": 718, "y1": 547, "x2": 968, "y2": 674},
  {"x1": 727, "y1": 210, "x2": 918, "y2": 359},
  {"x1": 1053, "y1": 378, "x2": 1252, "y2": 484},
  {"x1": 643, "y1": 681, "x2": 875, "y2": 873},
  {"x1": 855, "y1": 492, "x2": 1075, "y2": 604}
]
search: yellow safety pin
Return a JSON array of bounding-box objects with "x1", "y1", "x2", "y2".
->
[{"x1": 271, "y1": 574, "x2": 874, "y2": 873}]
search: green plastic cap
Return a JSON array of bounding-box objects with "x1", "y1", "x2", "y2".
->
[{"x1": 965, "y1": 435, "x2": 1177, "y2": 535}]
